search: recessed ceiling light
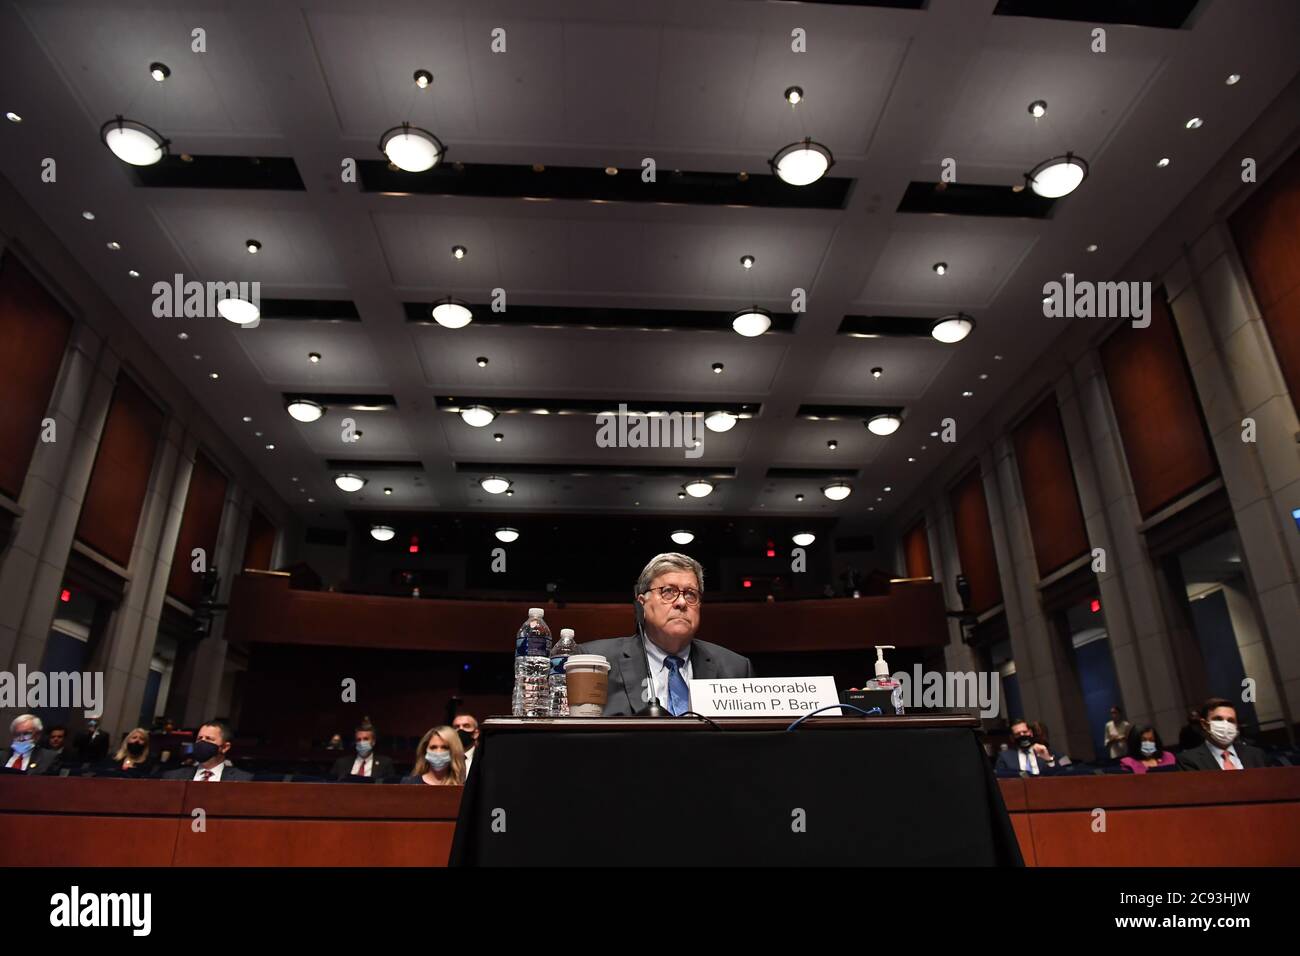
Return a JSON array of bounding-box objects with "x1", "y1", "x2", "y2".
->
[
  {"x1": 931, "y1": 313, "x2": 974, "y2": 343},
  {"x1": 1086, "y1": 243, "x2": 1099, "y2": 252},
  {"x1": 740, "y1": 255, "x2": 755, "y2": 269},
  {"x1": 253, "y1": 431, "x2": 261, "y2": 437},
  {"x1": 495, "y1": 527, "x2": 520, "y2": 543},
  {"x1": 217, "y1": 295, "x2": 259, "y2": 325},
  {"x1": 871, "y1": 367, "x2": 883, "y2": 379},
  {"x1": 180, "y1": 153, "x2": 193, "y2": 163},
  {"x1": 335, "y1": 474, "x2": 366, "y2": 493},
  {"x1": 866, "y1": 414, "x2": 902, "y2": 437},
  {"x1": 413, "y1": 69, "x2": 433, "y2": 89},
  {"x1": 242, "y1": 416, "x2": 252, "y2": 423},
  {"x1": 4, "y1": 111, "x2": 21, "y2": 123},
  {"x1": 933, "y1": 262, "x2": 948, "y2": 276},
  {"x1": 705, "y1": 410, "x2": 738, "y2": 433},
  {"x1": 684, "y1": 479, "x2": 714, "y2": 498},
  {"x1": 1025, "y1": 152, "x2": 1089, "y2": 198},
  {"x1": 792, "y1": 532, "x2": 816, "y2": 547},
  {"x1": 208, "y1": 372, "x2": 219, "y2": 380},
  {"x1": 1225, "y1": 73, "x2": 1242, "y2": 85},
  {"x1": 826, "y1": 439, "x2": 838, "y2": 450},
  {"x1": 431, "y1": 297, "x2": 473, "y2": 329},
  {"x1": 795, "y1": 494, "x2": 804, "y2": 502},
  {"x1": 480, "y1": 475, "x2": 510, "y2": 495},
  {"x1": 907, "y1": 457, "x2": 915, "y2": 462},
  {"x1": 82, "y1": 211, "x2": 95, "y2": 220},
  {"x1": 877, "y1": 497, "x2": 883, "y2": 502},
  {"x1": 193, "y1": 354, "x2": 202, "y2": 361},
  {"x1": 286, "y1": 399, "x2": 325, "y2": 423},
  {"x1": 784, "y1": 86, "x2": 803, "y2": 106},
  {"x1": 383, "y1": 487, "x2": 393, "y2": 495},
  {"x1": 371, "y1": 525, "x2": 396, "y2": 542},
  {"x1": 670, "y1": 530, "x2": 695, "y2": 546},
  {"x1": 307, "y1": 497, "x2": 315, "y2": 503},
  {"x1": 601, "y1": 165, "x2": 619, "y2": 176},
  {"x1": 1028, "y1": 100, "x2": 1047, "y2": 118},
  {"x1": 308, "y1": 352, "x2": 321, "y2": 363},
  {"x1": 149, "y1": 62, "x2": 170, "y2": 82},
  {"x1": 712, "y1": 362, "x2": 724, "y2": 374},
  {"x1": 177, "y1": 332, "x2": 188, "y2": 340},
  {"x1": 379, "y1": 122, "x2": 444, "y2": 172},
  {"x1": 476, "y1": 356, "x2": 489, "y2": 367},
  {"x1": 290, "y1": 476, "x2": 298, "y2": 482},
  {"x1": 1157, "y1": 157, "x2": 1171, "y2": 168},
  {"x1": 1185, "y1": 117, "x2": 1203, "y2": 130},
  {"x1": 677, "y1": 491, "x2": 686, "y2": 499},
  {"x1": 883, "y1": 486, "x2": 892, "y2": 492},
  {"x1": 246, "y1": 239, "x2": 262, "y2": 254},
  {"x1": 106, "y1": 241, "x2": 121, "y2": 251},
  {"x1": 505, "y1": 489, "x2": 514, "y2": 496},
  {"x1": 821, "y1": 481, "x2": 851, "y2": 501},
  {"x1": 452, "y1": 245, "x2": 467, "y2": 259},
  {"x1": 100, "y1": 115, "x2": 168, "y2": 166},
  {"x1": 930, "y1": 431, "x2": 938, "y2": 437},
  {"x1": 128, "y1": 269, "x2": 140, "y2": 278},
  {"x1": 731, "y1": 307, "x2": 772, "y2": 337},
  {"x1": 460, "y1": 404, "x2": 497, "y2": 427},
  {"x1": 962, "y1": 390, "x2": 973, "y2": 397},
  {"x1": 265, "y1": 443, "x2": 275, "y2": 450},
  {"x1": 492, "y1": 433, "x2": 503, "y2": 442},
  {"x1": 769, "y1": 137, "x2": 834, "y2": 186}
]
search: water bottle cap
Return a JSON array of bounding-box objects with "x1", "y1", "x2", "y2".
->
[
  {"x1": 528, "y1": 608, "x2": 545, "y2": 617},
  {"x1": 560, "y1": 628, "x2": 574, "y2": 639}
]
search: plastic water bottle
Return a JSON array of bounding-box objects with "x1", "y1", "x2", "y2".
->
[
  {"x1": 514, "y1": 608, "x2": 552, "y2": 717},
  {"x1": 549, "y1": 627, "x2": 577, "y2": 716}
]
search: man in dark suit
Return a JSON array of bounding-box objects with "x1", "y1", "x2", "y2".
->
[
  {"x1": 329, "y1": 721, "x2": 395, "y2": 779},
  {"x1": 74, "y1": 718, "x2": 110, "y2": 764},
  {"x1": 162, "y1": 719, "x2": 253, "y2": 781},
  {"x1": 994, "y1": 718, "x2": 1067, "y2": 775},
  {"x1": 577, "y1": 552, "x2": 754, "y2": 716},
  {"x1": 1176, "y1": 698, "x2": 1270, "y2": 771},
  {"x1": 2, "y1": 714, "x2": 62, "y2": 775}
]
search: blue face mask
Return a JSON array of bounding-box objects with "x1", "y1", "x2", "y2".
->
[
  {"x1": 425, "y1": 750, "x2": 451, "y2": 771},
  {"x1": 356, "y1": 740, "x2": 373, "y2": 757},
  {"x1": 1140, "y1": 741, "x2": 1158, "y2": 756},
  {"x1": 11, "y1": 737, "x2": 35, "y2": 755}
]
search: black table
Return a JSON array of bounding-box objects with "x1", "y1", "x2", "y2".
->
[{"x1": 450, "y1": 715, "x2": 1022, "y2": 866}]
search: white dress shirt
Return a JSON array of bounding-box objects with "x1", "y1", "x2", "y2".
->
[
  {"x1": 5, "y1": 750, "x2": 29, "y2": 771},
  {"x1": 1206, "y1": 741, "x2": 1243, "y2": 769},
  {"x1": 1018, "y1": 749, "x2": 1041, "y2": 775},
  {"x1": 351, "y1": 753, "x2": 374, "y2": 776},
  {"x1": 644, "y1": 637, "x2": 694, "y2": 708},
  {"x1": 463, "y1": 747, "x2": 474, "y2": 775},
  {"x1": 193, "y1": 762, "x2": 224, "y2": 781}
]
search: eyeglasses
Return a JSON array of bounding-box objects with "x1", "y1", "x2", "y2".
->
[{"x1": 645, "y1": 585, "x2": 701, "y2": 606}]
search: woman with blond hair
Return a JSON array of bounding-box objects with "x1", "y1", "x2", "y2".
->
[
  {"x1": 401, "y1": 725, "x2": 466, "y2": 786},
  {"x1": 97, "y1": 727, "x2": 153, "y2": 775}
]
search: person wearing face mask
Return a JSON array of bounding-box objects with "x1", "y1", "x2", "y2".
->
[
  {"x1": 451, "y1": 714, "x2": 479, "y2": 776},
  {"x1": 98, "y1": 727, "x2": 154, "y2": 775},
  {"x1": 993, "y1": 718, "x2": 1064, "y2": 775},
  {"x1": 402, "y1": 726, "x2": 466, "y2": 786},
  {"x1": 161, "y1": 719, "x2": 252, "y2": 781},
  {"x1": 1119, "y1": 725, "x2": 1175, "y2": 774},
  {"x1": 330, "y1": 722, "x2": 395, "y2": 780},
  {"x1": 74, "y1": 718, "x2": 110, "y2": 764},
  {"x1": 2, "y1": 714, "x2": 62, "y2": 775},
  {"x1": 1176, "y1": 699, "x2": 1270, "y2": 771}
]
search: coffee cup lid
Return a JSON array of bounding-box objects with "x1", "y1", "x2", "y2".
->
[{"x1": 564, "y1": 654, "x2": 610, "y2": 672}]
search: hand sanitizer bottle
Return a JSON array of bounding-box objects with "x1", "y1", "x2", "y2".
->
[{"x1": 864, "y1": 645, "x2": 904, "y2": 715}]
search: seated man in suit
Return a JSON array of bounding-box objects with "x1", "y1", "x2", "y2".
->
[
  {"x1": 1176, "y1": 698, "x2": 1270, "y2": 771},
  {"x1": 329, "y1": 721, "x2": 395, "y2": 779},
  {"x1": 994, "y1": 718, "x2": 1066, "y2": 775},
  {"x1": 162, "y1": 719, "x2": 252, "y2": 781},
  {"x1": 576, "y1": 552, "x2": 754, "y2": 716},
  {"x1": 452, "y1": 713, "x2": 480, "y2": 776},
  {"x1": 74, "y1": 718, "x2": 110, "y2": 764},
  {"x1": 2, "y1": 714, "x2": 62, "y2": 775}
]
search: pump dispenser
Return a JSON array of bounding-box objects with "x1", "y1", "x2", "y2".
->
[{"x1": 864, "y1": 645, "x2": 904, "y2": 714}]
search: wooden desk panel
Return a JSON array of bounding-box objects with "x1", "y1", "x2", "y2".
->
[
  {"x1": 0, "y1": 814, "x2": 180, "y2": 866},
  {"x1": 173, "y1": 820, "x2": 456, "y2": 867}
]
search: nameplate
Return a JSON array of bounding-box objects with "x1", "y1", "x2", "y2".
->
[{"x1": 688, "y1": 676, "x2": 842, "y2": 717}]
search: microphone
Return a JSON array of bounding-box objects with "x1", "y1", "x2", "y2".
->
[{"x1": 634, "y1": 587, "x2": 665, "y2": 717}]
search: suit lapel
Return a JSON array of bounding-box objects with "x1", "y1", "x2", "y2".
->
[
  {"x1": 690, "y1": 642, "x2": 716, "y2": 681},
  {"x1": 616, "y1": 635, "x2": 650, "y2": 714}
]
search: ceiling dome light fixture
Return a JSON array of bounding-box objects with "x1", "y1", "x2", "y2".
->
[
  {"x1": 1028, "y1": 100, "x2": 1047, "y2": 118},
  {"x1": 792, "y1": 532, "x2": 816, "y2": 547},
  {"x1": 5, "y1": 111, "x2": 21, "y2": 123},
  {"x1": 866, "y1": 413, "x2": 902, "y2": 436},
  {"x1": 460, "y1": 404, "x2": 497, "y2": 427},
  {"x1": 452, "y1": 245, "x2": 467, "y2": 259},
  {"x1": 1024, "y1": 152, "x2": 1089, "y2": 199},
  {"x1": 784, "y1": 86, "x2": 803, "y2": 105},
  {"x1": 216, "y1": 294, "x2": 260, "y2": 325},
  {"x1": 370, "y1": 525, "x2": 396, "y2": 542},
  {"x1": 712, "y1": 362, "x2": 724, "y2": 374},
  {"x1": 246, "y1": 239, "x2": 261, "y2": 254},
  {"x1": 480, "y1": 475, "x2": 511, "y2": 495},
  {"x1": 495, "y1": 527, "x2": 520, "y2": 543},
  {"x1": 100, "y1": 115, "x2": 168, "y2": 166},
  {"x1": 821, "y1": 481, "x2": 852, "y2": 501},
  {"x1": 149, "y1": 62, "x2": 170, "y2": 82},
  {"x1": 670, "y1": 530, "x2": 695, "y2": 546},
  {"x1": 1225, "y1": 73, "x2": 1241, "y2": 85},
  {"x1": 731, "y1": 307, "x2": 772, "y2": 337},
  {"x1": 933, "y1": 262, "x2": 948, "y2": 276},
  {"x1": 740, "y1": 254, "x2": 755, "y2": 269},
  {"x1": 769, "y1": 137, "x2": 834, "y2": 186},
  {"x1": 413, "y1": 69, "x2": 433, "y2": 89},
  {"x1": 379, "y1": 122, "x2": 445, "y2": 172},
  {"x1": 684, "y1": 479, "x2": 714, "y2": 498},
  {"x1": 431, "y1": 296, "x2": 473, "y2": 329},
  {"x1": 931, "y1": 312, "x2": 975, "y2": 344},
  {"x1": 1185, "y1": 117, "x2": 1203, "y2": 130},
  {"x1": 1157, "y1": 157, "x2": 1171, "y2": 168},
  {"x1": 335, "y1": 473, "x2": 366, "y2": 493},
  {"x1": 286, "y1": 399, "x2": 325, "y2": 423},
  {"x1": 704, "y1": 410, "x2": 737, "y2": 433}
]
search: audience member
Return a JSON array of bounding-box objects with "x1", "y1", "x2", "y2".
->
[
  {"x1": 1103, "y1": 705, "x2": 1132, "y2": 760},
  {"x1": 99, "y1": 727, "x2": 154, "y2": 775},
  {"x1": 162, "y1": 720, "x2": 252, "y2": 781},
  {"x1": 1176, "y1": 698, "x2": 1270, "y2": 771},
  {"x1": 45, "y1": 725, "x2": 69, "y2": 761},
  {"x1": 75, "y1": 718, "x2": 110, "y2": 763},
  {"x1": 330, "y1": 722, "x2": 395, "y2": 779},
  {"x1": 402, "y1": 726, "x2": 465, "y2": 786},
  {"x1": 452, "y1": 714, "x2": 479, "y2": 775},
  {"x1": 2, "y1": 714, "x2": 62, "y2": 775},
  {"x1": 994, "y1": 718, "x2": 1065, "y2": 775},
  {"x1": 1177, "y1": 708, "x2": 1205, "y2": 751},
  {"x1": 325, "y1": 734, "x2": 344, "y2": 750},
  {"x1": 1119, "y1": 725, "x2": 1175, "y2": 773}
]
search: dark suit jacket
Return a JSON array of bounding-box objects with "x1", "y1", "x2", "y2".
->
[
  {"x1": 330, "y1": 753, "x2": 396, "y2": 780},
  {"x1": 994, "y1": 747, "x2": 1064, "y2": 774},
  {"x1": 0, "y1": 747, "x2": 62, "y2": 775},
  {"x1": 162, "y1": 763, "x2": 254, "y2": 781},
  {"x1": 1176, "y1": 741, "x2": 1269, "y2": 771},
  {"x1": 574, "y1": 634, "x2": 755, "y2": 716},
  {"x1": 74, "y1": 730, "x2": 110, "y2": 763}
]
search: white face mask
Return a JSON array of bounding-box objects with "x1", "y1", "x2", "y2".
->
[
  {"x1": 426, "y1": 750, "x2": 451, "y2": 771},
  {"x1": 1208, "y1": 719, "x2": 1238, "y2": 747}
]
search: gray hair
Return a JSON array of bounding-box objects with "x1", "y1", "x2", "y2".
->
[
  {"x1": 10, "y1": 714, "x2": 42, "y2": 734},
  {"x1": 636, "y1": 552, "x2": 704, "y2": 596}
]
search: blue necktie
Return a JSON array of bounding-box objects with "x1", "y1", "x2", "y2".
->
[{"x1": 664, "y1": 655, "x2": 689, "y2": 716}]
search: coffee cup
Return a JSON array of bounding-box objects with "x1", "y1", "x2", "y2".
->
[{"x1": 564, "y1": 654, "x2": 610, "y2": 716}]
